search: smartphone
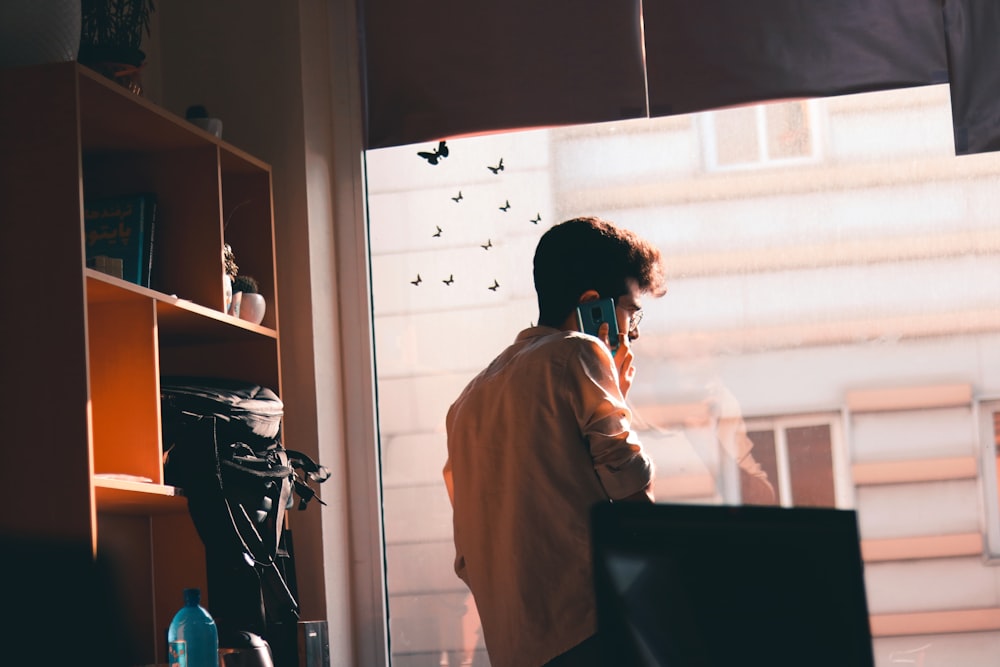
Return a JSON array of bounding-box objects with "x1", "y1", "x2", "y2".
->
[{"x1": 576, "y1": 297, "x2": 620, "y2": 356}]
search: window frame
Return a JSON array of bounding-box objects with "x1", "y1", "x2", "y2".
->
[
  {"x1": 700, "y1": 99, "x2": 825, "y2": 172},
  {"x1": 735, "y1": 412, "x2": 852, "y2": 508},
  {"x1": 976, "y1": 397, "x2": 1000, "y2": 563}
]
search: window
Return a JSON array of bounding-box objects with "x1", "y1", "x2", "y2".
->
[
  {"x1": 742, "y1": 415, "x2": 847, "y2": 508},
  {"x1": 365, "y1": 82, "x2": 1000, "y2": 666},
  {"x1": 701, "y1": 99, "x2": 822, "y2": 170},
  {"x1": 979, "y1": 399, "x2": 1000, "y2": 562}
]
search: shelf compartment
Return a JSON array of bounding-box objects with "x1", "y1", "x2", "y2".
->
[
  {"x1": 83, "y1": 145, "x2": 226, "y2": 312},
  {"x1": 79, "y1": 64, "x2": 213, "y2": 153},
  {"x1": 87, "y1": 268, "x2": 277, "y2": 341},
  {"x1": 98, "y1": 509, "x2": 207, "y2": 665},
  {"x1": 222, "y1": 167, "x2": 278, "y2": 331},
  {"x1": 87, "y1": 287, "x2": 162, "y2": 484}
]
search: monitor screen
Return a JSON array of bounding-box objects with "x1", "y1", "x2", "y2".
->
[{"x1": 591, "y1": 502, "x2": 875, "y2": 667}]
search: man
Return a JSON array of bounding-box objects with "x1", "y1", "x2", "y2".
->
[{"x1": 443, "y1": 216, "x2": 667, "y2": 666}]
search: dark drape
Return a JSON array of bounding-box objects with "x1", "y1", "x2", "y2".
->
[
  {"x1": 642, "y1": 0, "x2": 948, "y2": 117},
  {"x1": 359, "y1": 0, "x2": 1000, "y2": 155},
  {"x1": 942, "y1": 0, "x2": 1000, "y2": 155},
  {"x1": 359, "y1": 0, "x2": 647, "y2": 149}
]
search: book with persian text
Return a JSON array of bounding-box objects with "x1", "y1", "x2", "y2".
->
[{"x1": 84, "y1": 193, "x2": 157, "y2": 288}]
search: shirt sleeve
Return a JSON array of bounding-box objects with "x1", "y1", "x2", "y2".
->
[{"x1": 566, "y1": 337, "x2": 654, "y2": 499}]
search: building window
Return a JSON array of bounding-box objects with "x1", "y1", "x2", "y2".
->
[
  {"x1": 701, "y1": 99, "x2": 822, "y2": 170},
  {"x1": 978, "y1": 399, "x2": 1000, "y2": 561},
  {"x1": 741, "y1": 414, "x2": 846, "y2": 508}
]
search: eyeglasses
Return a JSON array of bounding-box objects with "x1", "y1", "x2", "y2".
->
[{"x1": 626, "y1": 308, "x2": 643, "y2": 335}]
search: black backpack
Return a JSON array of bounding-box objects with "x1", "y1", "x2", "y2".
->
[{"x1": 160, "y1": 376, "x2": 329, "y2": 659}]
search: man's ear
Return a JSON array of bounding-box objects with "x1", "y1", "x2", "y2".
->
[{"x1": 578, "y1": 289, "x2": 600, "y2": 304}]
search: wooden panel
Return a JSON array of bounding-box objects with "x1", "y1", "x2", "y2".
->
[
  {"x1": 95, "y1": 478, "x2": 186, "y2": 514},
  {"x1": 156, "y1": 294, "x2": 277, "y2": 342},
  {"x1": 0, "y1": 62, "x2": 95, "y2": 543},
  {"x1": 88, "y1": 298, "x2": 162, "y2": 482},
  {"x1": 846, "y1": 383, "x2": 972, "y2": 413},
  {"x1": 152, "y1": 512, "x2": 208, "y2": 663},
  {"x1": 861, "y1": 532, "x2": 983, "y2": 562},
  {"x1": 853, "y1": 456, "x2": 978, "y2": 486},
  {"x1": 98, "y1": 513, "x2": 156, "y2": 665},
  {"x1": 870, "y1": 608, "x2": 1000, "y2": 637}
]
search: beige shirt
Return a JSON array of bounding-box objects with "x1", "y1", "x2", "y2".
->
[{"x1": 444, "y1": 326, "x2": 654, "y2": 667}]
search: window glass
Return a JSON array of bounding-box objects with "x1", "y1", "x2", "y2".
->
[
  {"x1": 365, "y1": 84, "x2": 1000, "y2": 666},
  {"x1": 704, "y1": 100, "x2": 820, "y2": 169},
  {"x1": 787, "y1": 424, "x2": 835, "y2": 507}
]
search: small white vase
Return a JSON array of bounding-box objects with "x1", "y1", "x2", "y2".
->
[
  {"x1": 223, "y1": 273, "x2": 233, "y2": 314},
  {"x1": 239, "y1": 293, "x2": 266, "y2": 325}
]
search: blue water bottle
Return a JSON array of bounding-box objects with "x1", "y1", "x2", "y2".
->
[{"x1": 167, "y1": 588, "x2": 219, "y2": 667}]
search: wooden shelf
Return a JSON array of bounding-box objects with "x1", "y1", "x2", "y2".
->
[
  {"x1": 1, "y1": 62, "x2": 285, "y2": 664},
  {"x1": 86, "y1": 269, "x2": 277, "y2": 342},
  {"x1": 95, "y1": 477, "x2": 187, "y2": 515}
]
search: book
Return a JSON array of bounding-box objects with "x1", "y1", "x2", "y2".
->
[{"x1": 84, "y1": 193, "x2": 157, "y2": 288}]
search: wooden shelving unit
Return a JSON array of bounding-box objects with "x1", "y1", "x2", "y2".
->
[{"x1": 0, "y1": 61, "x2": 284, "y2": 664}]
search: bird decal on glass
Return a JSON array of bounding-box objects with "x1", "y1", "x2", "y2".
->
[
  {"x1": 488, "y1": 279, "x2": 500, "y2": 292},
  {"x1": 443, "y1": 274, "x2": 455, "y2": 286},
  {"x1": 417, "y1": 140, "x2": 449, "y2": 165},
  {"x1": 433, "y1": 225, "x2": 443, "y2": 237},
  {"x1": 499, "y1": 200, "x2": 511, "y2": 212},
  {"x1": 481, "y1": 239, "x2": 492, "y2": 250},
  {"x1": 410, "y1": 274, "x2": 422, "y2": 286},
  {"x1": 451, "y1": 190, "x2": 463, "y2": 202},
  {"x1": 488, "y1": 158, "x2": 504, "y2": 174},
  {"x1": 530, "y1": 213, "x2": 541, "y2": 225}
]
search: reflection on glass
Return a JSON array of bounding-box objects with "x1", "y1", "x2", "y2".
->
[
  {"x1": 991, "y1": 410, "x2": 1000, "y2": 530},
  {"x1": 366, "y1": 85, "x2": 1000, "y2": 665}
]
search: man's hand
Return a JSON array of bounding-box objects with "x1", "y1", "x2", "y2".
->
[
  {"x1": 614, "y1": 334, "x2": 636, "y2": 397},
  {"x1": 599, "y1": 324, "x2": 636, "y2": 397}
]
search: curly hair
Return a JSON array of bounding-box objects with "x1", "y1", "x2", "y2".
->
[{"x1": 532, "y1": 217, "x2": 666, "y2": 326}]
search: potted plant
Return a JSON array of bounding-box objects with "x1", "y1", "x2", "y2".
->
[
  {"x1": 231, "y1": 274, "x2": 266, "y2": 325},
  {"x1": 79, "y1": 0, "x2": 156, "y2": 95}
]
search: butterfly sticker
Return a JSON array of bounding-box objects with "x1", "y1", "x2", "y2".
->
[
  {"x1": 417, "y1": 140, "x2": 449, "y2": 165},
  {"x1": 488, "y1": 158, "x2": 504, "y2": 174}
]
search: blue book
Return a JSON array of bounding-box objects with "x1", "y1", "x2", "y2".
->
[{"x1": 84, "y1": 193, "x2": 157, "y2": 287}]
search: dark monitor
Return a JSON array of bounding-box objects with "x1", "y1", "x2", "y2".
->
[{"x1": 591, "y1": 502, "x2": 875, "y2": 667}]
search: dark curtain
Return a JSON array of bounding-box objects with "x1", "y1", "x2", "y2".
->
[
  {"x1": 642, "y1": 0, "x2": 948, "y2": 117},
  {"x1": 942, "y1": 0, "x2": 1000, "y2": 155},
  {"x1": 359, "y1": 0, "x2": 647, "y2": 149},
  {"x1": 359, "y1": 0, "x2": 1000, "y2": 155}
]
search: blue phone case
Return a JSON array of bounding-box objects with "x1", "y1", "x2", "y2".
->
[{"x1": 576, "y1": 298, "x2": 620, "y2": 355}]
